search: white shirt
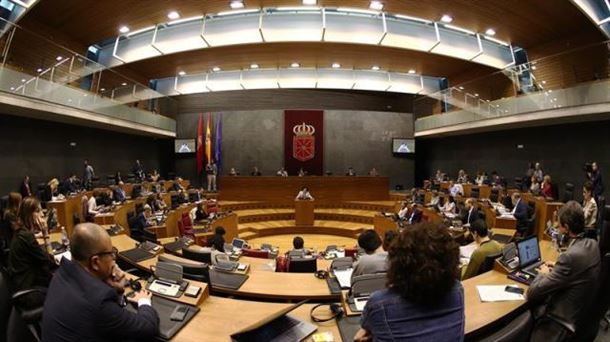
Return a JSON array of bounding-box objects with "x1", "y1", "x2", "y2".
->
[
  {"x1": 440, "y1": 201, "x2": 456, "y2": 214},
  {"x1": 87, "y1": 196, "x2": 99, "y2": 215},
  {"x1": 449, "y1": 184, "x2": 464, "y2": 197},
  {"x1": 398, "y1": 207, "x2": 409, "y2": 219},
  {"x1": 296, "y1": 190, "x2": 313, "y2": 200}
]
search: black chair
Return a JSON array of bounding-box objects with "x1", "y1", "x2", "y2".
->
[
  {"x1": 471, "y1": 188, "x2": 480, "y2": 199},
  {"x1": 127, "y1": 212, "x2": 157, "y2": 243},
  {"x1": 7, "y1": 288, "x2": 46, "y2": 342},
  {"x1": 1, "y1": 271, "x2": 10, "y2": 342},
  {"x1": 158, "y1": 255, "x2": 210, "y2": 284},
  {"x1": 490, "y1": 189, "x2": 499, "y2": 203},
  {"x1": 477, "y1": 310, "x2": 533, "y2": 342},
  {"x1": 514, "y1": 177, "x2": 524, "y2": 191},
  {"x1": 562, "y1": 183, "x2": 574, "y2": 203},
  {"x1": 182, "y1": 247, "x2": 212, "y2": 264},
  {"x1": 578, "y1": 252, "x2": 610, "y2": 340},
  {"x1": 600, "y1": 205, "x2": 610, "y2": 257},
  {"x1": 551, "y1": 183, "x2": 559, "y2": 200},
  {"x1": 106, "y1": 175, "x2": 116, "y2": 185},
  {"x1": 288, "y1": 257, "x2": 317, "y2": 273},
  {"x1": 477, "y1": 252, "x2": 502, "y2": 276},
  {"x1": 596, "y1": 196, "x2": 606, "y2": 234}
]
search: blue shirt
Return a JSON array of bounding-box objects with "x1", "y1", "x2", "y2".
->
[{"x1": 361, "y1": 281, "x2": 465, "y2": 341}]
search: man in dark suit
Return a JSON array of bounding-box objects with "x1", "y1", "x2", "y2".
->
[
  {"x1": 511, "y1": 192, "x2": 528, "y2": 234},
  {"x1": 42, "y1": 223, "x2": 159, "y2": 341},
  {"x1": 113, "y1": 186, "x2": 127, "y2": 203},
  {"x1": 461, "y1": 198, "x2": 479, "y2": 226},
  {"x1": 527, "y1": 201, "x2": 600, "y2": 341},
  {"x1": 19, "y1": 175, "x2": 32, "y2": 198},
  {"x1": 406, "y1": 204, "x2": 423, "y2": 225}
]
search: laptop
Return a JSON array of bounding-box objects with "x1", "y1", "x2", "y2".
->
[
  {"x1": 230, "y1": 300, "x2": 317, "y2": 342},
  {"x1": 516, "y1": 236, "x2": 543, "y2": 277},
  {"x1": 232, "y1": 238, "x2": 247, "y2": 251}
]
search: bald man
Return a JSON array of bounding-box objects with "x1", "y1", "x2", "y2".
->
[{"x1": 42, "y1": 223, "x2": 159, "y2": 341}]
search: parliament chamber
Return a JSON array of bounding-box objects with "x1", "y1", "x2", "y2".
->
[{"x1": 1, "y1": 0, "x2": 610, "y2": 341}]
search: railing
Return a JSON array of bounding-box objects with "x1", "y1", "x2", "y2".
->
[
  {"x1": 414, "y1": 40, "x2": 610, "y2": 121},
  {"x1": 0, "y1": 16, "x2": 178, "y2": 122}
]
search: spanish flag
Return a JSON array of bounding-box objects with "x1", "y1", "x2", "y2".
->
[{"x1": 205, "y1": 112, "x2": 212, "y2": 164}]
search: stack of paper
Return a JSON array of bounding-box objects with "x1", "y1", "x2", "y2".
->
[
  {"x1": 477, "y1": 285, "x2": 525, "y2": 302},
  {"x1": 333, "y1": 268, "x2": 353, "y2": 288}
]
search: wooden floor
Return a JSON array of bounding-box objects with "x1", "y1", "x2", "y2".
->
[{"x1": 247, "y1": 234, "x2": 357, "y2": 252}]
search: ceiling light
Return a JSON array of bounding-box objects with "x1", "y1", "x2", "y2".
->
[
  {"x1": 178, "y1": 71, "x2": 186, "y2": 76},
  {"x1": 10, "y1": 87, "x2": 14, "y2": 90},
  {"x1": 230, "y1": 1, "x2": 244, "y2": 9},
  {"x1": 290, "y1": 62, "x2": 300, "y2": 68},
  {"x1": 408, "y1": 69, "x2": 416, "y2": 74},
  {"x1": 371, "y1": 65, "x2": 380, "y2": 71},
  {"x1": 56, "y1": 56, "x2": 63, "y2": 61},
  {"x1": 36, "y1": 68, "x2": 42, "y2": 73},
  {"x1": 250, "y1": 63, "x2": 259, "y2": 69},
  {"x1": 531, "y1": 65, "x2": 537, "y2": 70},
  {"x1": 369, "y1": 1, "x2": 384, "y2": 11},
  {"x1": 167, "y1": 11, "x2": 180, "y2": 20},
  {"x1": 542, "y1": 80, "x2": 547, "y2": 84},
  {"x1": 458, "y1": 86, "x2": 464, "y2": 90},
  {"x1": 20, "y1": 78, "x2": 26, "y2": 82},
  {"x1": 212, "y1": 66, "x2": 221, "y2": 72},
  {"x1": 332, "y1": 63, "x2": 341, "y2": 68},
  {"x1": 440, "y1": 14, "x2": 453, "y2": 23},
  {"x1": 302, "y1": 0, "x2": 317, "y2": 4},
  {"x1": 119, "y1": 26, "x2": 130, "y2": 33},
  {"x1": 485, "y1": 28, "x2": 496, "y2": 36},
  {"x1": 121, "y1": 82, "x2": 127, "y2": 86},
  {"x1": 474, "y1": 93, "x2": 479, "y2": 97},
  {"x1": 100, "y1": 88, "x2": 105, "y2": 91}
]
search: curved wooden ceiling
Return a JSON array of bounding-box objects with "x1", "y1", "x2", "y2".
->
[{"x1": 25, "y1": 0, "x2": 595, "y2": 49}]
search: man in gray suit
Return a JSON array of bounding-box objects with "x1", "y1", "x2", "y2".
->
[{"x1": 527, "y1": 201, "x2": 600, "y2": 341}]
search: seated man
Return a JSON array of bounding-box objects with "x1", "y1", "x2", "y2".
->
[
  {"x1": 405, "y1": 204, "x2": 423, "y2": 225},
  {"x1": 276, "y1": 167, "x2": 288, "y2": 177},
  {"x1": 172, "y1": 178, "x2": 185, "y2": 192},
  {"x1": 461, "y1": 220, "x2": 502, "y2": 280},
  {"x1": 42, "y1": 223, "x2": 159, "y2": 340},
  {"x1": 527, "y1": 201, "x2": 600, "y2": 340},
  {"x1": 352, "y1": 230, "x2": 387, "y2": 280},
  {"x1": 113, "y1": 186, "x2": 127, "y2": 203},
  {"x1": 289, "y1": 236, "x2": 306, "y2": 257},
  {"x1": 460, "y1": 198, "x2": 479, "y2": 227},
  {"x1": 511, "y1": 192, "x2": 528, "y2": 234}
]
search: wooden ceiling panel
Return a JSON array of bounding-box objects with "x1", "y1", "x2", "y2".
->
[{"x1": 24, "y1": 0, "x2": 599, "y2": 49}]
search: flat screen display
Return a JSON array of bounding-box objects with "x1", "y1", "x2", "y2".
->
[
  {"x1": 175, "y1": 139, "x2": 196, "y2": 154},
  {"x1": 392, "y1": 138, "x2": 415, "y2": 154}
]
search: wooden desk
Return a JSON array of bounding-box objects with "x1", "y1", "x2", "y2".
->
[
  {"x1": 522, "y1": 193, "x2": 563, "y2": 241},
  {"x1": 47, "y1": 192, "x2": 90, "y2": 236},
  {"x1": 422, "y1": 207, "x2": 443, "y2": 224},
  {"x1": 219, "y1": 176, "x2": 389, "y2": 202},
  {"x1": 295, "y1": 200, "x2": 315, "y2": 226},
  {"x1": 373, "y1": 214, "x2": 398, "y2": 238}
]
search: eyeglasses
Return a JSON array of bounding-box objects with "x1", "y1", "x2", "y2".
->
[{"x1": 91, "y1": 247, "x2": 118, "y2": 260}]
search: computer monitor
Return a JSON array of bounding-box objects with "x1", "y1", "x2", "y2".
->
[
  {"x1": 517, "y1": 236, "x2": 541, "y2": 268},
  {"x1": 232, "y1": 238, "x2": 246, "y2": 249}
]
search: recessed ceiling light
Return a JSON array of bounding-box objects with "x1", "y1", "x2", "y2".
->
[
  {"x1": 100, "y1": 88, "x2": 105, "y2": 91},
  {"x1": 332, "y1": 63, "x2": 341, "y2": 68},
  {"x1": 121, "y1": 82, "x2": 127, "y2": 86},
  {"x1": 36, "y1": 68, "x2": 42, "y2": 73},
  {"x1": 531, "y1": 65, "x2": 537, "y2": 70},
  {"x1": 290, "y1": 62, "x2": 300, "y2": 68},
  {"x1": 67, "y1": 99, "x2": 72, "y2": 102},
  {"x1": 542, "y1": 80, "x2": 547, "y2": 84},
  {"x1": 212, "y1": 66, "x2": 221, "y2": 72},
  {"x1": 369, "y1": 1, "x2": 384, "y2": 10},
  {"x1": 371, "y1": 65, "x2": 380, "y2": 71},
  {"x1": 250, "y1": 63, "x2": 259, "y2": 69},
  {"x1": 302, "y1": 0, "x2": 317, "y2": 4},
  {"x1": 440, "y1": 14, "x2": 453, "y2": 23},
  {"x1": 408, "y1": 69, "x2": 416, "y2": 74},
  {"x1": 485, "y1": 28, "x2": 496, "y2": 36},
  {"x1": 119, "y1": 26, "x2": 130, "y2": 33},
  {"x1": 458, "y1": 86, "x2": 464, "y2": 90},
  {"x1": 167, "y1": 11, "x2": 180, "y2": 20},
  {"x1": 474, "y1": 93, "x2": 479, "y2": 97},
  {"x1": 56, "y1": 56, "x2": 63, "y2": 61},
  {"x1": 10, "y1": 87, "x2": 14, "y2": 90},
  {"x1": 178, "y1": 71, "x2": 186, "y2": 76},
  {"x1": 230, "y1": 1, "x2": 244, "y2": 9},
  {"x1": 20, "y1": 78, "x2": 26, "y2": 82}
]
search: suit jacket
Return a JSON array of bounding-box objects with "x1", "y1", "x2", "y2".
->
[
  {"x1": 512, "y1": 200, "x2": 528, "y2": 228},
  {"x1": 8, "y1": 228, "x2": 53, "y2": 292},
  {"x1": 408, "y1": 208, "x2": 423, "y2": 224},
  {"x1": 527, "y1": 237, "x2": 600, "y2": 340},
  {"x1": 42, "y1": 258, "x2": 159, "y2": 342},
  {"x1": 113, "y1": 188, "x2": 127, "y2": 202},
  {"x1": 20, "y1": 181, "x2": 33, "y2": 198},
  {"x1": 462, "y1": 207, "x2": 479, "y2": 225}
]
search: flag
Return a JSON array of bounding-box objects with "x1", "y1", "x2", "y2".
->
[
  {"x1": 214, "y1": 114, "x2": 222, "y2": 172},
  {"x1": 205, "y1": 112, "x2": 212, "y2": 165},
  {"x1": 196, "y1": 113, "x2": 204, "y2": 174}
]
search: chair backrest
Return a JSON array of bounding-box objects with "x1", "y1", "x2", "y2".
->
[
  {"x1": 477, "y1": 252, "x2": 502, "y2": 276},
  {"x1": 0, "y1": 271, "x2": 10, "y2": 342},
  {"x1": 214, "y1": 253, "x2": 230, "y2": 264},
  {"x1": 562, "y1": 182, "x2": 575, "y2": 203},
  {"x1": 80, "y1": 195, "x2": 89, "y2": 222},
  {"x1": 600, "y1": 205, "x2": 610, "y2": 256},
  {"x1": 288, "y1": 257, "x2": 317, "y2": 273},
  {"x1": 182, "y1": 247, "x2": 212, "y2": 264},
  {"x1": 331, "y1": 257, "x2": 353, "y2": 270},
  {"x1": 158, "y1": 254, "x2": 210, "y2": 284},
  {"x1": 206, "y1": 201, "x2": 218, "y2": 214},
  {"x1": 471, "y1": 188, "x2": 480, "y2": 199},
  {"x1": 478, "y1": 310, "x2": 533, "y2": 342},
  {"x1": 350, "y1": 273, "x2": 386, "y2": 296},
  {"x1": 551, "y1": 183, "x2": 559, "y2": 200},
  {"x1": 596, "y1": 196, "x2": 606, "y2": 232},
  {"x1": 288, "y1": 250, "x2": 305, "y2": 258},
  {"x1": 490, "y1": 189, "x2": 499, "y2": 203},
  {"x1": 242, "y1": 249, "x2": 270, "y2": 259},
  {"x1": 181, "y1": 212, "x2": 193, "y2": 228},
  {"x1": 344, "y1": 248, "x2": 358, "y2": 258}
]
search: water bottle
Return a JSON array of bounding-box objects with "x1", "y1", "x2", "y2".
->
[
  {"x1": 551, "y1": 230, "x2": 559, "y2": 251},
  {"x1": 60, "y1": 226, "x2": 69, "y2": 248}
]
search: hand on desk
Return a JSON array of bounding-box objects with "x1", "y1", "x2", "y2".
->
[
  {"x1": 354, "y1": 328, "x2": 372, "y2": 342},
  {"x1": 536, "y1": 262, "x2": 554, "y2": 275}
]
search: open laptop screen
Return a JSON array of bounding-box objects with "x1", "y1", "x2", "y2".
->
[
  {"x1": 232, "y1": 238, "x2": 246, "y2": 249},
  {"x1": 517, "y1": 236, "x2": 541, "y2": 268}
]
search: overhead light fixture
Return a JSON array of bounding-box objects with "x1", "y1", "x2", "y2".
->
[
  {"x1": 56, "y1": 56, "x2": 63, "y2": 61},
  {"x1": 36, "y1": 68, "x2": 43, "y2": 73},
  {"x1": 290, "y1": 62, "x2": 300, "y2": 68},
  {"x1": 250, "y1": 63, "x2": 259, "y2": 69},
  {"x1": 9, "y1": 87, "x2": 14, "y2": 90},
  {"x1": 408, "y1": 69, "x2": 416, "y2": 74},
  {"x1": 458, "y1": 86, "x2": 464, "y2": 90},
  {"x1": 542, "y1": 80, "x2": 546, "y2": 84},
  {"x1": 369, "y1": 1, "x2": 384, "y2": 11},
  {"x1": 371, "y1": 65, "x2": 380, "y2": 71},
  {"x1": 230, "y1": 0, "x2": 244, "y2": 9},
  {"x1": 121, "y1": 82, "x2": 127, "y2": 86},
  {"x1": 474, "y1": 93, "x2": 479, "y2": 97},
  {"x1": 178, "y1": 71, "x2": 186, "y2": 76},
  {"x1": 332, "y1": 63, "x2": 341, "y2": 68},
  {"x1": 100, "y1": 88, "x2": 106, "y2": 91},
  {"x1": 212, "y1": 66, "x2": 221, "y2": 72},
  {"x1": 119, "y1": 25, "x2": 130, "y2": 33},
  {"x1": 485, "y1": 28, "x2": 496, "y2": 36},
  {"x1": 167, "y1": 11, "x2": 180, "y2": 20},
  {"x1": 20, "y1": 78, "x2": 26, "y2": 82},
  {"x1": 531, "y1": 65, "x2": 537, "y2": 70},
  {"x1": 440, "y1": 14, "x2": 453, "y2": 23},
  {"x1": 302, "y1": 0, "x2": 317, "y2": 4}
]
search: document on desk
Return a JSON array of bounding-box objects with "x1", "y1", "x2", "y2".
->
[
  {"x1": 477, "y1": 285, "x2": 525, "y2": 302},
  {"x1": 460, "y1": 244, "x2": 477, "y2": 259},
  {"x1": 333, "y1": 268, "x2": 353, "y2": 288}
]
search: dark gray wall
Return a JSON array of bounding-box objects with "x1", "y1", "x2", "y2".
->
[
  {"x1": 415, "y1": 119, "x2": 610, "y2": 201},
  {"x1": 0, "y1": 114, "x2": 173, "y2": 196},
  {"x1": 176, "y1": 110, "x2": 414, "y2": 189}
]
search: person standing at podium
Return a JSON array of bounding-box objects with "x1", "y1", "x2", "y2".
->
[{"x1": 295, "y1": 187, "x2": 314, "y2": 200}]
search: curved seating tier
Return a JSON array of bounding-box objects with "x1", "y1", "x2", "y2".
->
[{"x1": 238, "y1": 220, "x2": 371, "y2": 240}]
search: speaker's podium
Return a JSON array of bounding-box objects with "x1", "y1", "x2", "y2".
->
[{"x1": 295, "y1": 199, "x2": 314, "y2": 226}]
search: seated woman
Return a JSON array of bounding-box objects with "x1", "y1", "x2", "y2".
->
[
  {"x1": 1, "y1": 192, "x2": 22, "y2": 249},
  {"x1": 529, "y1": 175, "x2": 541, "y2": 195},
  {"x1": 47, "y1": 178, "x2": 60, "y2": 201},
  {"x1": 208, "y1": 226, "x2": 226, "y2": 253},
  {"x1": 295, "y1": 187, "x2": 314, "y2": 200},
  {"x1": 439, "y1": 196, "x2": 457, "y2": 216},
  {"x1": 355, "y1": 223, "x2": 464, "y2": 341},
  {"x1": 194, "y1": 201, "x2": 209, "y2": 222},
  {"x1": 540, "y1": 175, "x2": 554, "y2": 199},
  {"x1": 130, "y1": 203, "x2": 153, "y2": 240},
  {"x1": 149, "y1": 169, "x2": 160, "y2": 182},
  {"x1": 582, "y1": 181, "x2": 598, "y2": 231},
  {"x1": 8, "y1": 197, "x2": 55, "y2": 297}
]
